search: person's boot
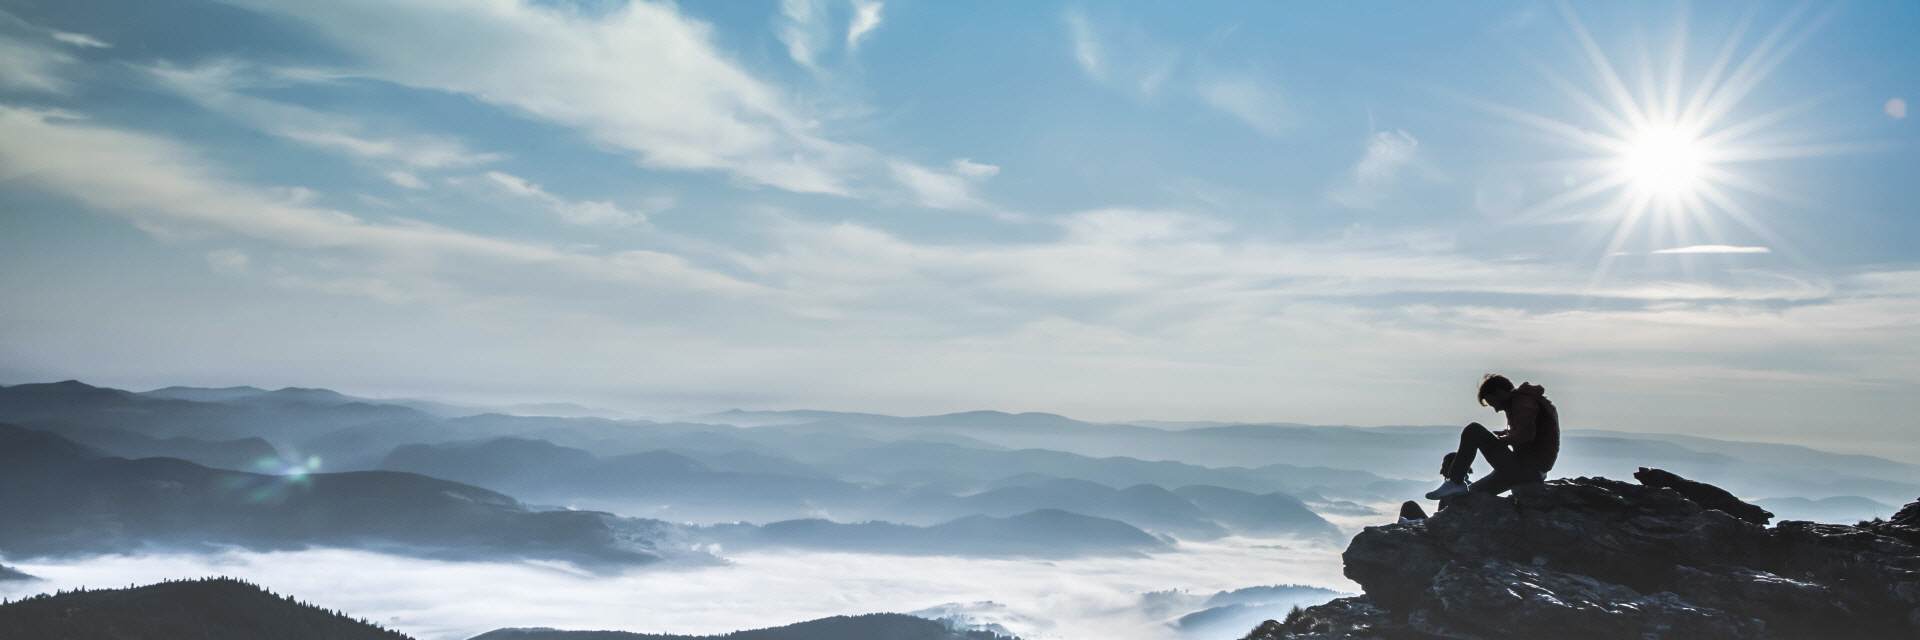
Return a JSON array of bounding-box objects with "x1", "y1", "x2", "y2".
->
[
  {"x1": 1397, "y1": 500, "x2": 1428, "y2": 523},
  {"x1": 1424, "y1": 478, "x2": 1470, "y2": 500}
]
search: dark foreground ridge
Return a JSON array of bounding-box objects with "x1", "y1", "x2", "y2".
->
[
  {"x1": 469, "y1": 614, "x2": 1018, "y2": 640},
  {"x1": 1246, "y1": 468, "x2": 1920, "y2": 639},
  {"x1": 0, "y1": 577, "x2": 1023, "y2": 640},
  {"x1": 0, "y1": 577, "x2": 411, "y2": 640}
]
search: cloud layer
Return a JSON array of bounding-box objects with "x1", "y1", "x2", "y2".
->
[{"x1": 1, "y1": 541, "x2": 1350, "y2": 640}]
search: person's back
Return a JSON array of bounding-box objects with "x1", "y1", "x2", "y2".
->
[{"x1": 1505, "y1": 382, "x2": 1559, "y2": 473}]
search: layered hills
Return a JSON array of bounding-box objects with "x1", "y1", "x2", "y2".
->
[{"x1": 0, "y1": 424, "x2": 677, "y2": 565}]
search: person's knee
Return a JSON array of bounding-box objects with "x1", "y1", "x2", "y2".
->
[{"x1": 1460, "y1": 422, "x2": 1494, "y2": 441}]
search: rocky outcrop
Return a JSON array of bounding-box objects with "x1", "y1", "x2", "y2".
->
[{"x1": 1246, "y1": 469, "x2": 1920, "y2": 639}]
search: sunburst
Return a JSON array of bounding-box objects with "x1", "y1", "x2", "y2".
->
[{"x1": 1479, "y1": 3, "x2": 1850, "y2": 278}]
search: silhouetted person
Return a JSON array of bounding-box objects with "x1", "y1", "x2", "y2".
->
[{"x1": 1424, "y1": 374, "x2": 1559, "y2": 500}]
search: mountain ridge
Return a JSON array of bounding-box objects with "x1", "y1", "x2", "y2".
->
[{"x1": 0, "y1": 577, "x2": 410, "y2": 640}]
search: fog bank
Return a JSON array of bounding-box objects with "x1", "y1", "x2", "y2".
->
[{"x1": 1, "y1": 537, "x2": 1349, "y2": 640}]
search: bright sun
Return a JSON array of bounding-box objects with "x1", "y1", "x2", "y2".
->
[
  {"x1": 1483, "y1": 5, "x2": 1834, "y2": 263},
  {"x1": 1617, "y1": 123, "x2": 1709, "y2": 200}
]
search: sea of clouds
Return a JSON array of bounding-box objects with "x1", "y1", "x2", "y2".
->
[{"x1": 1, "y1": 536, "x2": 1351, "y2": 640}]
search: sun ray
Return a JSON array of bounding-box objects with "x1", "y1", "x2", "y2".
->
[
  {"x1": 1697, "y1": 92, "x2": 1833, "y2": 149},
  {"x1": 1558, "y1": 2, "x2": 1649, "y2": 130},
  {"x1": 1680, "y1": 7, "x2": 1756, "y2": 125},
  {"x1": 1694, "y1": 182, "x2": 1803, "y2": 263},
  {"x1": 1692, "y1": 5, "x2": 1828, "y2": 129},
  {"x1": 1512, "y1": 174, "x2": 1630, "y2": 224},
  {"x1": 1660, "y1": 6, "x2": 1689, "y2": 124},
  {"x1": 1524, "y1": 58, "x2": 1638, "y2": 137},
  {"x1": 1586, "y1": 191, "x2": 1654, "y2": 289},
  {"x1": 1464, "y1": 95, "x2": 1622, "y2": 152}
]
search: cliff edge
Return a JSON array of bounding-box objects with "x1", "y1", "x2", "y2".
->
[{"x1": 1246, "y1": 468, "x2": 1920, "y2": 639}]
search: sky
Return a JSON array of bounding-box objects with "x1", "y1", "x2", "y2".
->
[{"x1": 0, "y1": 1, "x2": 1916, "y2": 458}]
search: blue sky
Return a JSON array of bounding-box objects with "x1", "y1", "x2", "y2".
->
[{"x1": 1, "y1": 1, "x2": 1916, "y2": 458}]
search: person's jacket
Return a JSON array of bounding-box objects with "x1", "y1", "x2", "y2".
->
[{"x1": 1499, "y1": 382, "x2": 1559, "y2": 472}]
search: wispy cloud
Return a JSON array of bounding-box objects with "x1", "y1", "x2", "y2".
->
[
  {"x1": 483, "y1": 171, "x2": 660, "y2": 228},
  {"x1": 281, "y1": 128, "x2": 502, "y2": 170},
  {"x1": 1328, "y1": 130, "x2": 1420, "y2": 209},
  {"x1": 384, "y1": 171, "x2": 429, "y2": 190},
  {"x1": 1064, "y1": 8, "x2": 1104, "y2": 80},
  {"x1": 227, "y1": 0, "x2": 861, "y2": 195},
  {"x1": 225, "y1": 0, "x2": 976, "y2": 208},
  {"x1": 950, "y1": 158, "x2": 1000, "y2": 179},
  {"x1": 149, "y1": 62, "x2": 503, "y2": 171},
  {"x1": 846, "y1": 1, "x2": 884, "y2": 51},
  {"x1": 0, "y1": 31, "x2": 76, "y2": 93},
  {"x1": 888, "y1": 160, "x2": 993, "y2": 211},
  {"x1": 1061, "y1": 7, "x2": 1177, "y2": 96},
  {"x1": 205, "y1": 249, "x2": 252, "y2": 275},
  {"x1": 0, "y1": 107, "x2": 756, "y2": 306},
  {"x1": 1198, "y1": 75, "x2": 1289, "y2": 136},
  {"x1": 49, "y1": 30, "x2": 110, "y2": 48},
  {"x1": 777, "y1": 0, "x2": 828, "y2": 71},
  {"x1": 1651, "y1": 245, "x2": 1773, "y2": 255}
]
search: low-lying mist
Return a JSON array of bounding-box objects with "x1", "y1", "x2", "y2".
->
[{"x1": 1, "y1": 536, "x2": 1349, "y2": 640}]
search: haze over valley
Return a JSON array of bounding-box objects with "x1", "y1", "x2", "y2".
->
[{"x1": 3, "y1": 379, "x2": 1916, "y2": 638}]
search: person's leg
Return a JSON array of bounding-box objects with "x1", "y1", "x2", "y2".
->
[
  {"x1": 1471, "y1": 463, "x2": 1546, "y2": 495},
  {"x1": 1440, "y1": 452, "x2": 1465, "y2": 480},
  {"x1": 1428, "y1": 423, "x2": 1517, "y2": 500},
  {"x1": 1445, "y1": 423, "x2": 1519, "y2": 482},
  {"x1": 1469, "y1": 468, "x2": 1523, "y2": 495}
]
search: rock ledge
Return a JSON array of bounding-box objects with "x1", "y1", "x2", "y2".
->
[{"x1": 1246, "y1": 469, "x2": 1920, "y2": 639}]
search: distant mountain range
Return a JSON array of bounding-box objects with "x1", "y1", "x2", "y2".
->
[
  {"x1": 379, "y1": 437, "x2": 1342, "y2": 540},
  {"x1": 0, "y1": 422, "x2": 1175, "y2": 562},
  {"x1": 699, "y1": 509, "x2": 1169, "y2": 558},
  {"x1": 144, "y1": 385, "x2": 630, "y2": 420},
  {"x1": 1753, "y1": 495, "x2": 1897, "y2": 524},
  {"x1": 0, "y1": 578, "x2": 411, "y2": 640},
  {"x1": 0, "y1": 380, "x2": 428, "y2": 448},
  {"x1": 0, "y1": 424, "x2": 683, "y2": 566},
  {"x1": 379, "y1": 437, "x2": 873, "y2": 524}
]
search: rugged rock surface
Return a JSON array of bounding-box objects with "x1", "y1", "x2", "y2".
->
[{"x1": 1245, "y1": 469, "x2": 1920, "y2": 639}]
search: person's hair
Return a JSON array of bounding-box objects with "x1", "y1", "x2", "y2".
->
[{"x1": 1477, "y1": 373, "x2": 1514, "y2": 407}]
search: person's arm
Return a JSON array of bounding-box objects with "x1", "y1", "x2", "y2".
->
[{"x1": 1499, "y1": 397, "x2": 1538, "y2": 444}]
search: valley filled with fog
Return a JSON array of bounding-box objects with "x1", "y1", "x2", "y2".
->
[
  {"x1": 0, "y1": 539, "x2": 1348, "y2": 640},
  {"x1": 3, "y1": 380, "x2": 1916, "y2": 639}
]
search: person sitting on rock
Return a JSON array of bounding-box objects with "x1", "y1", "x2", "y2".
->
[{"x1": 1423, "y1": 374, "x2": 1560, "y2": 500}]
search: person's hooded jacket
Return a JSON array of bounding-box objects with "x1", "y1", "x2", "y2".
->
[{"x1": 1497, "y1": 382, "x2": 1560, "y2": 472}]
